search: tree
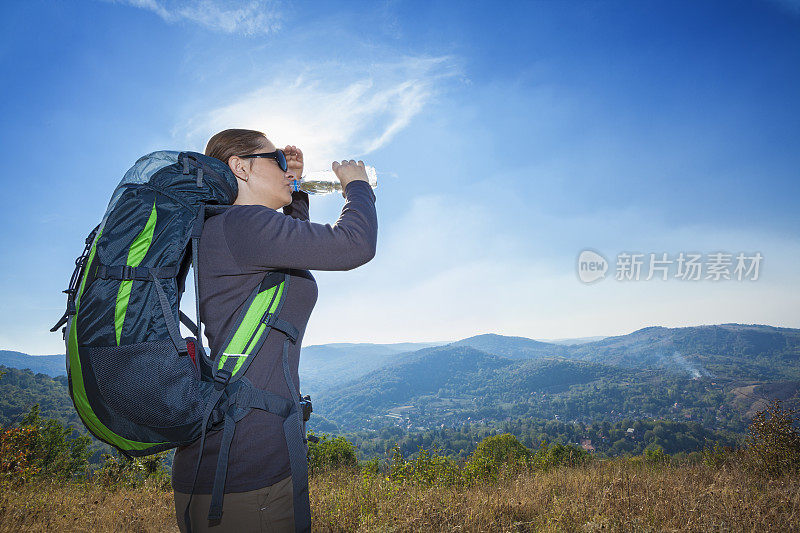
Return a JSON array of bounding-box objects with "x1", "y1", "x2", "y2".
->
[
  {"x1": 745, "y1": 399, "x2": 800, "y2": 476},
  {"x1": 464, "y1": 433, "x2": 532, "y2": 483},
  {"x1": 1, "y1": 404, "x2": 91, "y2": 482},
  {"x1": 307, "y1": 431, "x2": 358, "y2": 475}
]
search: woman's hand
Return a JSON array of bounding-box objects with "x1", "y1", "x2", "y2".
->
[
  {"x1": 284, "y1": 145, "x2": 303, "y2": 181},
  {"x1": 332, "y1": 160, "x2": 368, "y2": 198}
]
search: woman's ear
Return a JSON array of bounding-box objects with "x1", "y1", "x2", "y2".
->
[{"x1": 228, "y1": 155, "x2": 249, "y2": 182}]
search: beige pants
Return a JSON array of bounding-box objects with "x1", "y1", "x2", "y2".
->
[{"x1": 174, "y1": 474, "x2": 295, "y2": 532}]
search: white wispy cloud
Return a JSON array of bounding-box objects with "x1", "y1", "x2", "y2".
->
[
  {"x1": 108, "y1": 0, "x2": 282, "y2": 35},
  {"x1": 176, "y1": 55, "x2": 461, "y2": 170}
]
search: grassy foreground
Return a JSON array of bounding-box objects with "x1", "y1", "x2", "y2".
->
[{"x1": 1, "y1": 459, "x2": 798, "y2": 532}]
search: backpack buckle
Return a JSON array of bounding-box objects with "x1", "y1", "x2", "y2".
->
[
  {"x1": 214, "y1": 369, "x2": 232, "y2": 391},
  {"x1": 300, "y1": 394, "x2": 313, "y2": 422}
]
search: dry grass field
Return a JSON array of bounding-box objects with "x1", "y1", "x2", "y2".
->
[{"x1": 1, "y1": 459, "x2": 798, "y2": 532}]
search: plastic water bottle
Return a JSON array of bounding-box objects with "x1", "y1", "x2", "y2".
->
[{"x1": 291, "y1": 165, "x2": 378, "y2": 195}]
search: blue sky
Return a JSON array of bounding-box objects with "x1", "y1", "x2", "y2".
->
[{"x1": 1, "y1": 0, "x2": 798, "y2": 355}]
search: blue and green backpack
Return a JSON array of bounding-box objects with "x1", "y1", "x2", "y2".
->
[{"x1": 51, "y1": 151, "x2": 313, "y2": 532}]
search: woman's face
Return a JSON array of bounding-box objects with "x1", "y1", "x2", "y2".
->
[{"x1": 230, "y1": 138, "x2": 295, "y2": 209}]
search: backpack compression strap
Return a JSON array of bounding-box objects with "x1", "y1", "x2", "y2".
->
[{"x1": 278, "y1": 322, "x2": 313, "y2": 532}]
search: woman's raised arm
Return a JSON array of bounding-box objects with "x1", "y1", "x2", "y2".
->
[{"x1": 224, "y1": 180, "x2": 377, "y2": 272}]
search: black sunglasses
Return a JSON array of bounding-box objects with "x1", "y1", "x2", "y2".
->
[{"x1": 238, "y1": 149, "x2": 288, "y2": 172}]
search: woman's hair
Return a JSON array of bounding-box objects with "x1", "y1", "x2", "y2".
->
[{"x1": 205, "y1": 129, "x2": 268, "y2": 165}]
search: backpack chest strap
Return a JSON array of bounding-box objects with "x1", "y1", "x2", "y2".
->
[{"x1": 94, "y1": 264, "x2": 178, "y2": 281}]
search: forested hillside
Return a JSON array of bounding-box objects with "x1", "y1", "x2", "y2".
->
[
  {"x1": 3, "y1": 323, "x2": 799, "y2": 462},
  {"x1": 0, "y1": 366, "x2": 78, "y2": 428},
  {"x1": 310, "y1": 324, "x2": 800, "y2": 440}
]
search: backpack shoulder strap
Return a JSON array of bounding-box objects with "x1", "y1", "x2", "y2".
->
[
  {"x1": 213, "y1": 270, "x2": 291, "y2": 385},
  {"x1": 184, "y1": 270, "x2": 313, "y2": 532},
  {"x1": 190, "y1": 204, "x2": 232, "y2": 371}
]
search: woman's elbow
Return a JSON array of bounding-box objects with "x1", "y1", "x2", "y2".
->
[
  {"x1": 344, "y1": 239, "x2": 376, "y2": 270},
  {"x1": 364, "y1": 239, "x2": 377, "y2": 264}
]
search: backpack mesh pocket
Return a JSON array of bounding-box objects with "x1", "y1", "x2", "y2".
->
[{"x1": 81, "y1": 339, "x2": 205, "y2": 429}]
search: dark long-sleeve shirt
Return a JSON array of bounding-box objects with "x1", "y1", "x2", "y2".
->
[{"x1": 171, "y1": 180, "x2": 377, "y2": 493}]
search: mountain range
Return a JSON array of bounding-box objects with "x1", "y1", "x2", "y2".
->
[
  {"x1": 3, "y1": 323, "x2": 798, "y2": 437},
  {"x1": 0, "y1": 351, "x2": 64, "y2": 377},
  {"x1": 305, "y1": 323, "x2": 800, "y2": 433}
]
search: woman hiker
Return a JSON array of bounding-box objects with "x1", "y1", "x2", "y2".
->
[{"x1": 171, "y1": 128, "x2": 378, "y2": 532}]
